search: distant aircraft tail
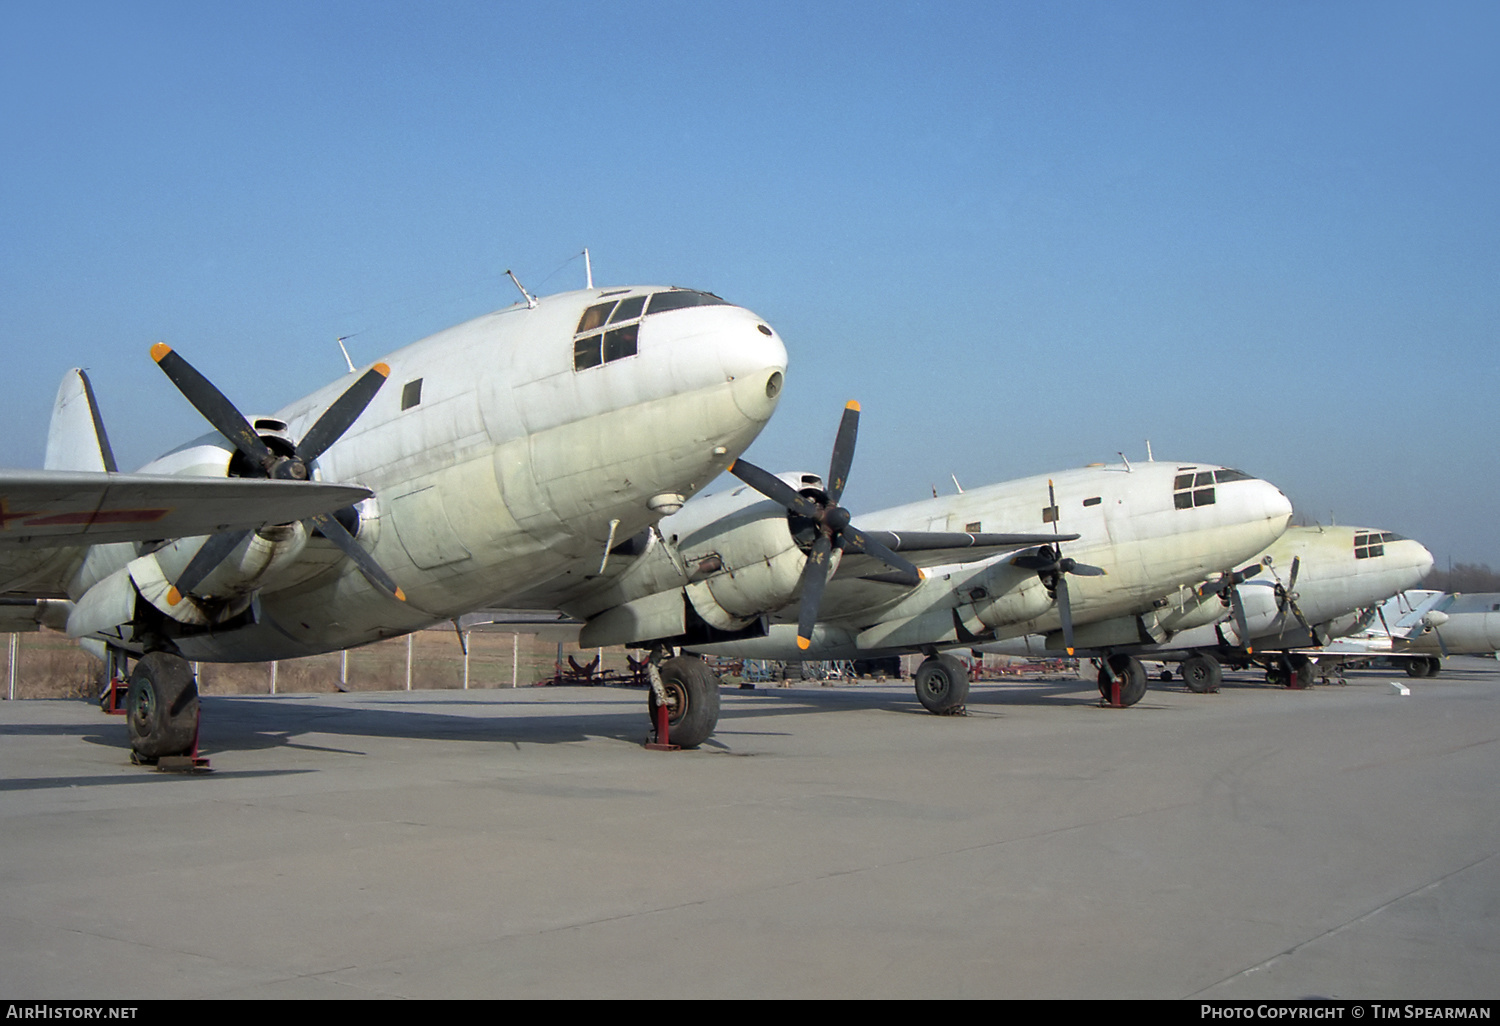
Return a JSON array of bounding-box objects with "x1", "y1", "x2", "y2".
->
[{"x1": 44, "y1": 369, "x2": 118, "y2": 472}]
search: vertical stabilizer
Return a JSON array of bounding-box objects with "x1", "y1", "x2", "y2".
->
[{"x1": 45, "y1": 369, "x2": 118, "y2": 472}]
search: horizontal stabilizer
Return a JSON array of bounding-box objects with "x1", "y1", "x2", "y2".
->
[{"x1": 0, "y1": 471, "x2": 371, "y2": 547}]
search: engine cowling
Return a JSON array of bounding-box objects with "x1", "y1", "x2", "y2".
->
[{"x1": 576, "y1": 477, "x2": 820, "y2": 648}]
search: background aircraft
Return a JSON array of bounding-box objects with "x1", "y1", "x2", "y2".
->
[
  {"x1": 1, "y1": 284, "x2": 788, "y2": 759},
  {"x1": 992, "y1": 524, "x2": 1434, "y2": 694},
  {"x1": 534, "y1": 409, "x2": 1294, "y2": 715},
  {"x1": 1389, "y1": 591, "x2": 1500, "y2": 668}
]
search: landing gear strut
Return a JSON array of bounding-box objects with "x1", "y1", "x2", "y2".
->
[
  {"x1": 1097, "y1": 654, "x2": 1147, "y2": 707},
  {"x1": 645, "y1": 653, "x2": 720, "y2": 749},
  {"x1": 125, "y1": 651, "x2": 200, "y2": 762},
  {"x1": 913, "y1": 654, "x2": 969, "y2": 714}
]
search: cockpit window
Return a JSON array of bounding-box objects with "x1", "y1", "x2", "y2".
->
[
  {"x1": 645, "y1": 290, "x2": 728, "y2": 315},
  {"x1": 573, "y1": 289, "x2": 730, "y2": 370},
  {"x1": 1215, "y1": 468, "x2": 1252, "y2": 483},
  {"x1": 1355, "y1": 531, "x2": 1403, "y2": 559},
  {"x1": 1173, "y1": 473, "x2": 1215, "y2": 509}
]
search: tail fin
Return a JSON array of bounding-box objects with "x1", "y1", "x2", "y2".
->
[{"x1": 45, "y1": 369, "x2": 117, "y2": 472}]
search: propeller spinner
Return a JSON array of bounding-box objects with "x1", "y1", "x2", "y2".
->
[
  {"x1": 727, "y1": 401, "x2": 924, "y2": 651},
  {"x1": 150, "y1": 344, "x2": 405, "y2": 605}
]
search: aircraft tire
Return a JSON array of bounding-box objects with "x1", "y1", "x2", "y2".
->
[
  {"x1": 126, "y1": 652, "x2": 199, "y2": 761},
  {"x1": 1426, "y1": 657, "x2": 1442, "y2": 677},
  {"x1": 649, "y1": 655, "x2": 720, "y2": 749},
  {"x1": 1286, "y1": 654, "x2": 1315, "y2": 689},
  {"x1": 1097, "y1": 655, "x2": 1147, "y2": 706},
  {"x1": 914, "y1": 655, "x2": 969, "y2": 714},
  {"x1": 1179, "y1": 654, "x2": 1222, "y2": 694},
  {"x1": 1404, "y1": 659, "x2": 1430, "y2": 678}
]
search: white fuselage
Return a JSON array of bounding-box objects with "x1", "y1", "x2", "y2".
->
[
  {"x1": 67, "y1": 287, "x2": 788, "y2": 661},
  {"x1": 990, "y1": 524, "x2": 1435, "y2": 658},
  {"x1": 691, "y1": 460, "x2": 1293, "y2": 660},
  {"x1": 1398, "y1": 592, "x2": 1500, "y2": 655}
]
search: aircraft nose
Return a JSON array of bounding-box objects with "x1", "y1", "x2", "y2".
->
[
  {"x1": 1401, "y1": 539, "x2": 1435, "y2": 579},
  {"x1": 1256, "y1": 479, "x2": 1294, "y2": 526}
]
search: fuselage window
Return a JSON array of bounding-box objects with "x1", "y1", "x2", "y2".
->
[
  {"x1": 965, "y1": 521, "x2": 982, "y2": 532},
  {"x1": 1083, "y1": 496, "x2": 1102, "y2": 507},
  {"x1": 401, "y1": 379, "x2": 422, "y2": 410},
  {"x1": 1173, "y1": 471, "x2": 1216, "y2": 509}
]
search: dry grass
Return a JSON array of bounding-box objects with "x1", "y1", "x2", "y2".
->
[{"x1": 0, "y1": 628, "x2": 646, "y2": 699}]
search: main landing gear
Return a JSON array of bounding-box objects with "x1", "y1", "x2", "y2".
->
[
  {"x1": 1403, "y1": 656, "x2": 1443, "y2": 678},
  {"x1": 1265, "y1": 653, "x2": 1315, "y2": 689},
  {"x1": 645, "y1": 652, "x2": 720, "y2": 749},
  {"x1": 123, "y1": 650, "x2": 204, "y2": 766},
  {"x1": 1178, "y1": 653, "x2": 1223, "y2": 694},
  {"x1": 913, "y1": 654, "x2": 969, "y2": 714},
  {"x1": 1096, "y1": 654, "x2": 1147, "y2": 707}
]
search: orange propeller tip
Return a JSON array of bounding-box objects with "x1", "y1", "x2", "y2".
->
[
  {"x1": 372, "y1": 362, "x2": 390, "y2": 377},
  {"x1": 166, "y1": 587, "x2": 182, "y2": 606},
  {"x1": 845, "y1": 400, "x2": 861, "y2": 411},
  {"x1": 797, "y1": 636, "x2": 812, "y2": 650},
  {"x1": 394, "y1": 587, "x2": 407, "y2": 602},
  {"x1": 1066, "y1": 648, "x2": 1075, "y2": 656},
  {"x1": 150, "y1": 342, "x2": 172, "y2": 362}
]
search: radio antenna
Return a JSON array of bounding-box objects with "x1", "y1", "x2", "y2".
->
[{"x1": 506, "y1": 269, "x2": 537, "y2": 308}]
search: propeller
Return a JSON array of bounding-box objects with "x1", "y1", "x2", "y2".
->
[
  {"x1": 150, "y1": 344, "x2": 405, "y2": 605},
  {"x1": 1268, "y1": 556, "x2": 1316, "y2": 642},
  {"x1": 1197, "y1": 562, "x2": 1263, "y2": 653},
  {"x1": 727, "y1": 401, "x2": 923, "y2": 651},
  {"x1": 1008, "y1": 479, "x2": 1105, "y2": 655}
]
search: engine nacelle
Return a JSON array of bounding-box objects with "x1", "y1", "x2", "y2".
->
[{"x1": 576, "y1": 476, "x2": 818, "y2": 648}]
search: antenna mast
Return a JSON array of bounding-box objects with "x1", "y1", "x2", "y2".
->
[
  {"x1": 583, "y1": 248, "x2": 593, "y2": 290},
  {"x1": 506, "y1": 269, "x2": 537, "y2": 309},
  {"x1": 336, "y1": 336, "x2": 356, "y2": 374}
]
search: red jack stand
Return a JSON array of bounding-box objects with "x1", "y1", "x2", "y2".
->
[
  {"x1": 1106, "y1": 675, "x2": 1124, "y2": 708},
  {"x1": 644, "y1": 702, "x2": 679, "y2": 752},
  {"x1": 102, "y1": 676, "x2": 128, "y2": 715}
]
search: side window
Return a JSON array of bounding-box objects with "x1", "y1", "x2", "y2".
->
[{"x1": 401, "y1": 379, "x2": 422, "y2": 410}]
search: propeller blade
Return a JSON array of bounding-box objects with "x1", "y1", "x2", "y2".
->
[
  {"x1": 1010, "y1": 552, "x2": 1057, "y2": 571},
  {"x1": 728, "y1": 459, "x2": 824, "y2": 520},
  {"x1": 1063, "y1": 561, "x2": 1106, "y2": 577},
  {"x1": 1376, "y1": 604, "x2": 1392, "y2": 638},
  {"x1": 795, "y1": 535, "x2": 834, "y2": 649},
  {"x1": 167, "y1": 529, "x2": 252, "y2": 605},
  {"x1": 825, "y1": 401, "x2": 859, "y2": 506},
  {"x1": 1230, "y1": 588, "x2": 1253, "y2": 652},
  {"x1": 1056, "y1": 575, "x2": 1075, "y2": 655},
  {"x1": 1286, "y1": 556, "x2": 1301, "y2": 595},
  {"x1": 151, "y1": 344, "x2": 277, "y2": 472},
  {"x1": 308, "y1": 512, "x2": 406, "y2": 602},
  {"x1": 1434, "y1": 626, "x2": 1450, "y2": 658},
  {"x1": 295, "y1": 363, "x2": 391, "y2": 463},
  {"x1": 838, "y1": 525, "x2": 922, "y2": 586}
]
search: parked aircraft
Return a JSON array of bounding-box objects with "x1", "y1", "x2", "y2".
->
[
  {"x1": 991, "y1": 524, "x2": 1434, "y2": 694},
  {"x1": 1391, "y1": 591, "x2": 1500, "y2": 668},
  {"x1": 538, "y1": 417, "x2": 1294, "y2": 715},
  {"x1": 1, "y1": 284, "x2": 788, "y2": 758}
]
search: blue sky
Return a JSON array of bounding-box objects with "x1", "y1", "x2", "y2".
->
[{"x1": 4, "y1": 1, "x2": 1497, "y2": 569}]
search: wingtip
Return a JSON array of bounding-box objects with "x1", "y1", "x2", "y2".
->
[{"x1": 150, "y1": 342, "x2": 172, "y2": 363}]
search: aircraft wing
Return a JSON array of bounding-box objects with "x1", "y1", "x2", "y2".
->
[
  {"x1": 0, "y1": 470, "x2": 371, "y2": 547},
  {"x1": 837, "y1": 530, "x2": 1081, "y2": 580}
]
